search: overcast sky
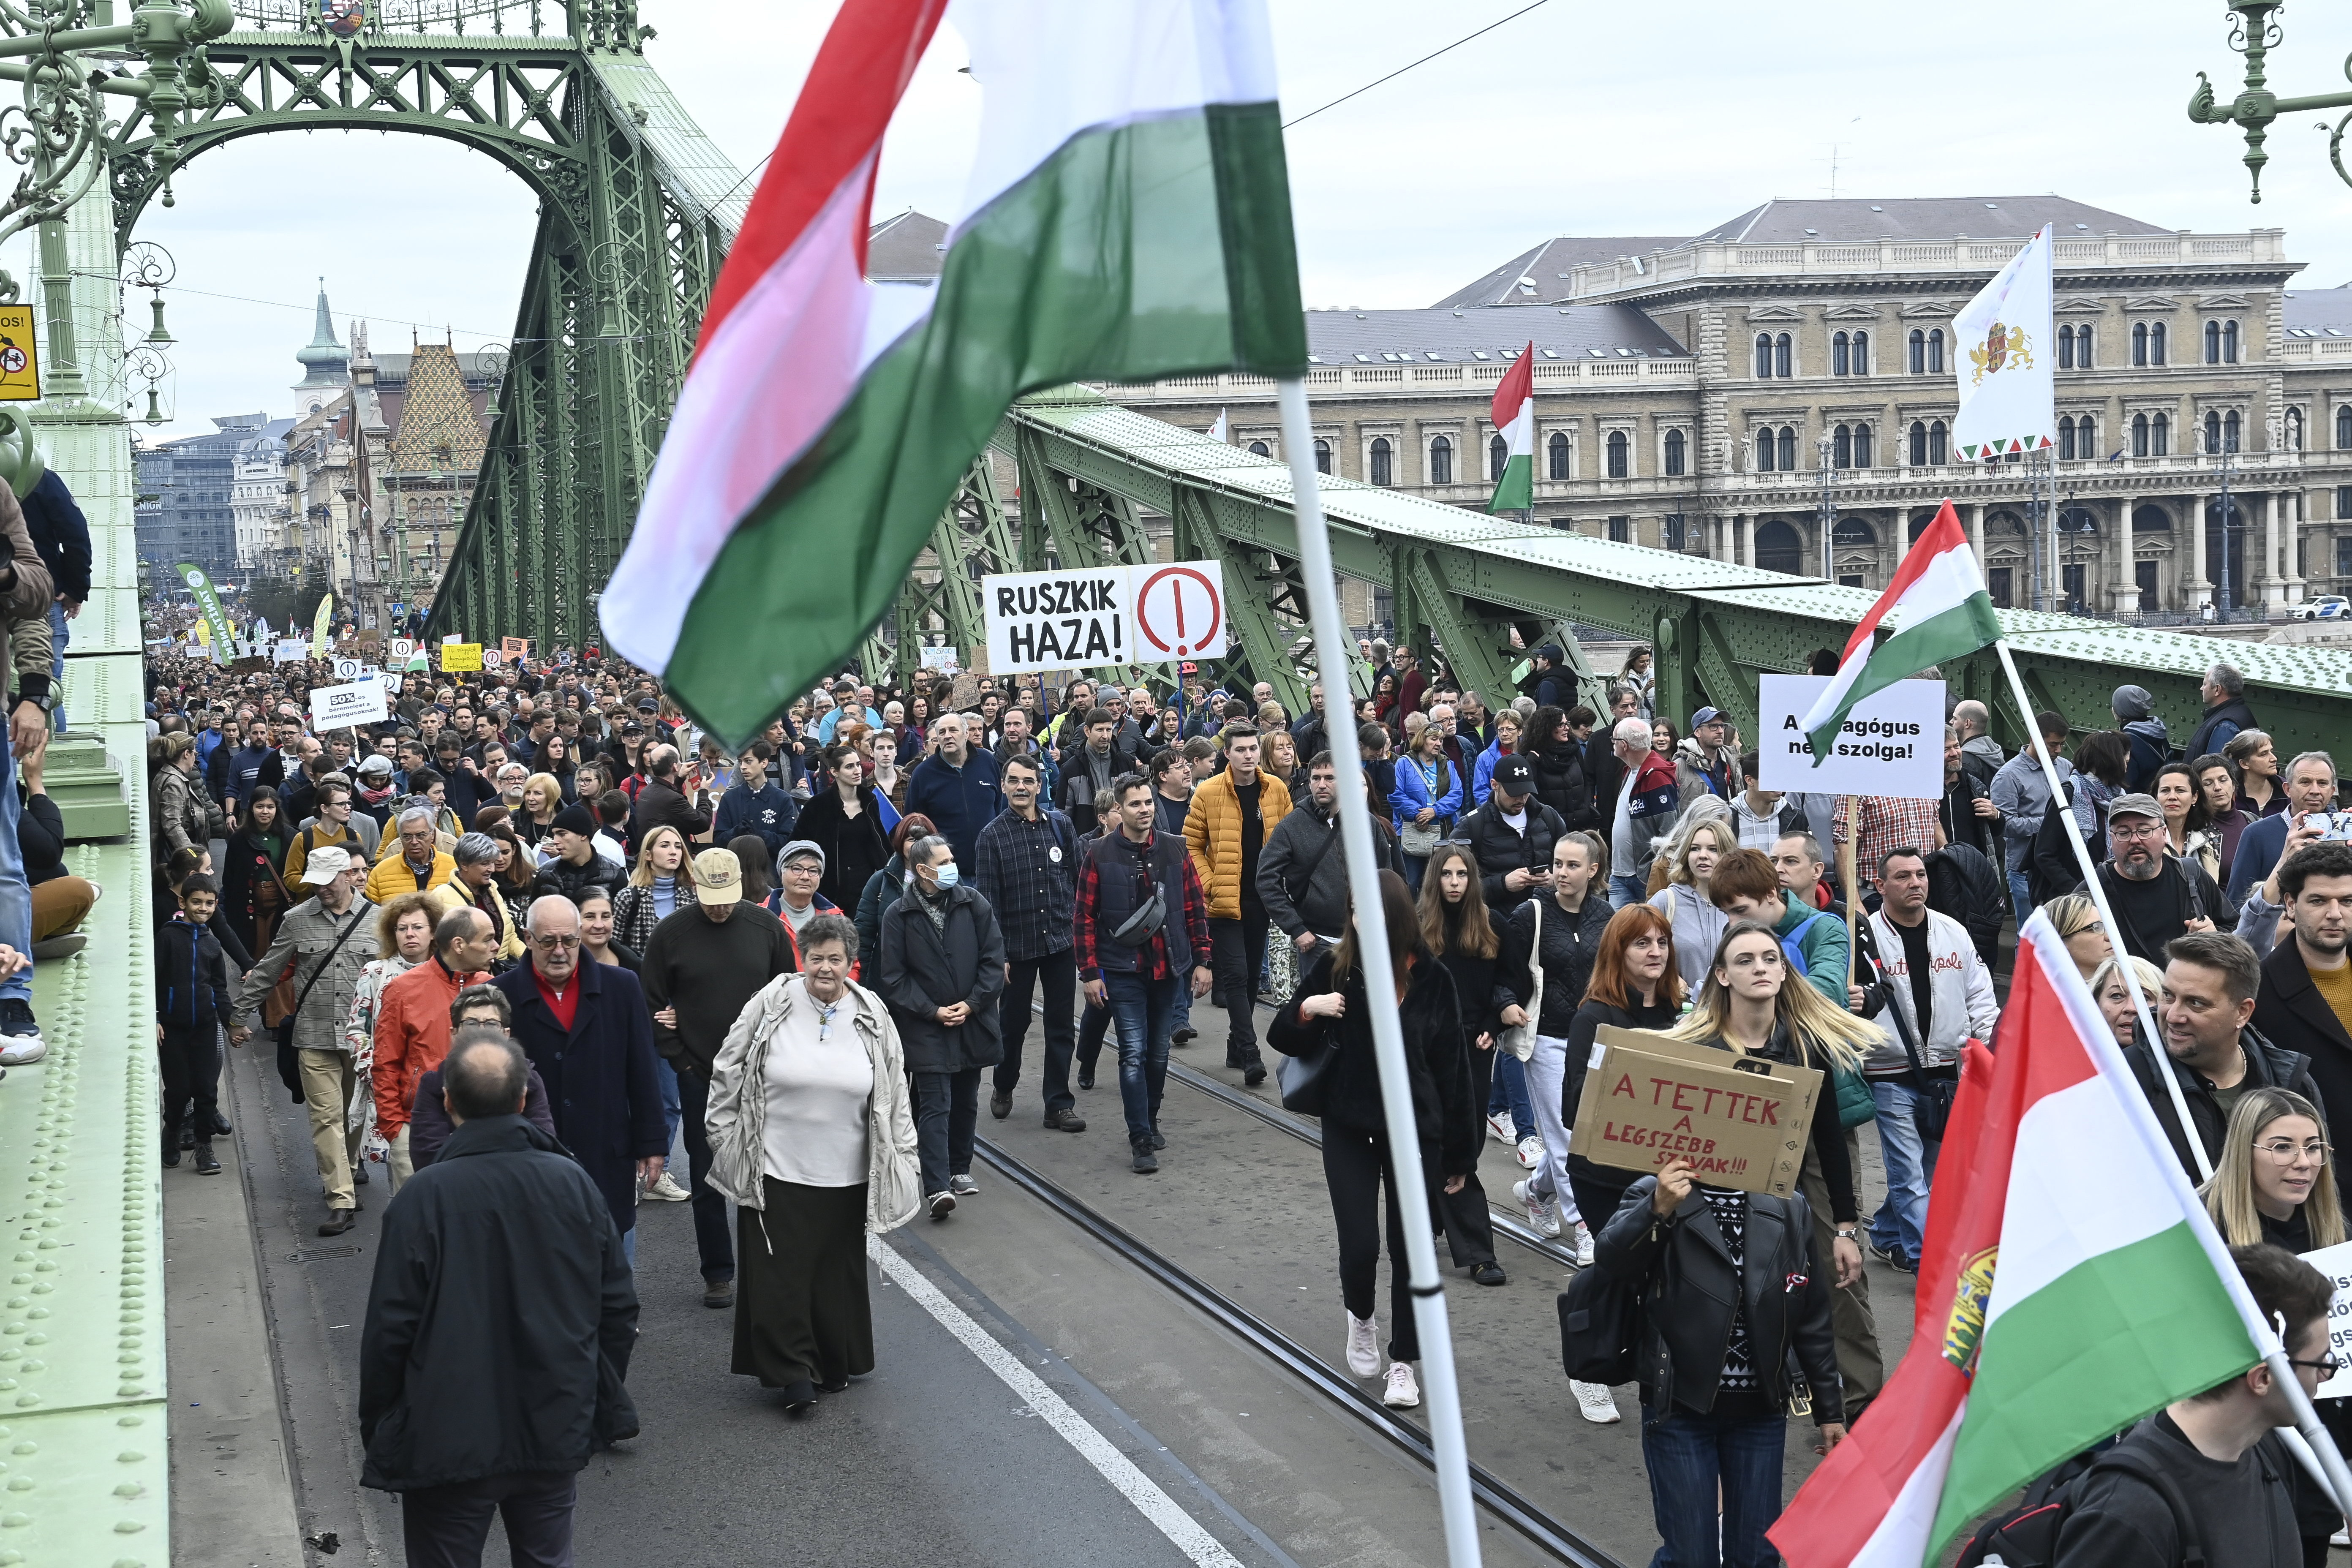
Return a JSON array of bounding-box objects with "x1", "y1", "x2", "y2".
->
[{"x1": 85, "y1": 0, "x2": 2352, "y2": 442}]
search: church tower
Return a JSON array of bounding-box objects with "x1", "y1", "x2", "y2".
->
[{"x1": 292, "y1": 278, "x2": 350, "y2": 417}]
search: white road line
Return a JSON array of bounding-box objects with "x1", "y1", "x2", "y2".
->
[{"x1": 871, "y1": 1236, "x2": 1247, "y2": 1568}]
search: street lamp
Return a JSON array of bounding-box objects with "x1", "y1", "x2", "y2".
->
[
  {"x1": 2188, "y1": 0, "x2": 2352, "y2": 201},
  {"x1": 1816, "y1": 430, "x2": 1837, "y2": 579},
  {"x1": 2057, "y1": 493, "x2": 2099, "y2": 615},
  {"x1": 2204, "y1": 425, "x2": 2242, "y2": 621}
]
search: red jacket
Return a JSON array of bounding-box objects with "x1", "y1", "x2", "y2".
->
[{"x1": 373, "y1": 957, "x2": 488, "y2": 1138}]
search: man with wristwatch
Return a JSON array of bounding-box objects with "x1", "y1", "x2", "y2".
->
[{"x1": 0, "y1": 478, "x2": 57, "y2": 1065}]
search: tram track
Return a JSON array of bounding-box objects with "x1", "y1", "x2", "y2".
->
[{"x1": 970, "y1": 1128, "x2": 1628, "y2": 1568}]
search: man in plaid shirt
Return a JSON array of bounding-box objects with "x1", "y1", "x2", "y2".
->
[
  {"x1": 1075, "y1": 774, "x2": 1213, "y2": 1174},
  {"x1": 1834, "y1": 794, "x2": 1944, "y2": 904},
  {"x1": 972, "y1": 753, "x2": 1084, "y2": 1132}
]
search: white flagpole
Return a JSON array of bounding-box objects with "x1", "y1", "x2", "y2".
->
[{"x1": 1276, "y1": 377, "x2": 1483, "y2": 1568}]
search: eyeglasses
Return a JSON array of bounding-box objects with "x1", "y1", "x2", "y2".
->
[
  {"x1": 530, "y1": 934, "x2": 581, "y2": 951},
  {"x1": 2255, "y1": 1139, "x2": 2332, "y2": 1162},
  {"x1": 2289, "y1": 1352, "x2": 2345, "y2": 1378},
  {"x1": 2110, "y1": 822, "x2": 2167, "y2": 841}
]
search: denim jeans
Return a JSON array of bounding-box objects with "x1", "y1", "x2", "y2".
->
[
  {"x1": 0, "y1": 742, "x2": 30, "y2": 1004},
  {"x1": 1640, "y1": 1401, "x2": 1789, "y2": 1568},
  {"x1": 1610, "y1": 872, "x2": 1646, "y2": 911},
  {"x1": 1521, "y1": 1033, "x2": 1579, "y2": 1225},
  {"x1": 1103, "y1": 970, "x2": 1177, "y2": 1146},
  {"x1": 2007, "y1": 868, "x2": 2031, "y2": 928},
  {"x1": 46, "y1": 600, "x2": 64, "y2": 729},
  {"x1": 1867, "y1": 1076, "x2": 1944, "y2": 1264},
  {"x1": 1488, "y1": 1048, "x2": 1536, "y2": 1135},
  {"x1": 912, "y1": 1067, "x2": 981, "y2": 1196},
  {"x1": 653, "y1": 1053, "x2": 683, "y2": 1164}
]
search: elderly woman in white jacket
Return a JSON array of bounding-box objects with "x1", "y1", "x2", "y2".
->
[{"x1": 705, "y1": 911, "x2": 921, "y2": 1414}]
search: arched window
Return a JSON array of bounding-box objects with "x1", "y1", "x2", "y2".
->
[
  {"x1": 1313, "y1": 438, "x2": 1331, "y2": 474},
  {"x1": 1757, "y1": 429, "x2": 1777, "y2": 472},
  {"x1": 2074, "y1": 325, "x2": 2092, "y2": 368},
  {"x1": 1832, "y1": 517, "x2": 1876, "y2": 546},
  {"x1": 1778, "y1": 425, "x2": 1798, "y2": 471},
  {"x1": 2224, "y1": 409, "x2": 2241, "y2": 451},
  {"x1": 1428, "y1": 434, "x2": 1453, "y2": 485},
  {"x1": 1369, "y1": 437, "x2": 1392, "y2": 486},
  {"x1": 1833, "y1": 423, "x2": 1853, "y2": 468},
  {"x1": 1833, "y1": 332, "x2": 1850, "y2": 376},
  {"x1": 2151, "y1": 411, "x2": 2169, "y2": 455},
  {"x1": 1929, "y1": 419, "x2": 1948, "y2": 465},
  {"x1": 1664, "y1": 428, "x2": 1687, "y2": 476},
  {"x1": 1927, "y1": 329, "x2": 1945, "y2": 374},
  {"x1": 2059, "y1": 325, "x2": 2075, "y2": 370},
  {"x1": 2204, "y1": 410, "x2": 2222, "y2": 453},
  {"x1": 1854, "y1": 423, "x2": 1873, "y2": 468},
  {"x1": 2058, "y1": 415, "x2": 2076, "y2": 460},
  {"x1": 2151, "y1": 321, "x2": 2167, "y2": 364},
  {"x1": 2074, "y1": 414, "x2": 2095, "y2": 457},
  {"x1": 1247, "y1": 439, "x2": 1270, "y2": 456},
  {"x1": 1489, "y1": 433, "x2": 1508, "y2": 481},
  {"x1": 1754, "y1": 520, "x2": 1803, "y2": 574},
  {"x1": 1756, "y1": 333, "x2": 1774, "y2": 378},
  {"x1": 1606, "y1": 430, "x2": 1629, "y2": 478},
  {"x1": 2223, "y1": 319, "x2": 2239, "y2": 363},
  {"x1": 1850, "y1": 330, "x2": 1867, "y2": 375},
  {"x1": 2133, "y1": 321, "x2": 2148, "y2": 365},
  {"x1": 1908, "y1": 329, "x2": 1926, "y2": 374},
  {"x1": 1774, "y1": 333, "x2": 1792, "y2": 378},
  {"x1": 2205, "y1": 319, "x2": 2221, "y2": 364},
  {"x1": 1909, "y1": 419, "x2": 1928, "y2": 465},
  {"x1": 2288, "y1": 407, "x2": 2304, "y2": 450},
  {"x1": 2132, "y1": 411, "x2": 2149, "y2": 457},
  {"x1": 1547, "y1": 430, "x2": 1571, "y2": 479}
]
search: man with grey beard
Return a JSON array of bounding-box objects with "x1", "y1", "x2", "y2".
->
[{"x1": 2098, "y1": 792, "x2": 2229, "y2": 965}]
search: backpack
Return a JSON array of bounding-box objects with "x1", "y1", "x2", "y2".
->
[
  {"x1": 1554, "y1": 1252, "x2": 1641, "y2": 1385},
  {"x1": 1954, "y1": 1443, "x2": 2209, "y2": 1568}
]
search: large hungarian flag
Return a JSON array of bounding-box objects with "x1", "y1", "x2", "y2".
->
[
  {"x1": 601, "y1": 0, "x2": 1307, "y2": 741},
  {"x1": 1486, "y1": 342, "x2": 1534, "y2": 513},
  {"x1": 1797, "y1": 499, "x2": 2001, "y2": 762},
  {"x1": 1769, "y1": 911, "x2": 2268, "y2": 1568}
]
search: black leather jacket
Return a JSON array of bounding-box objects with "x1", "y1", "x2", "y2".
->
[{"x1": 1594, "y1": 1176, "x2": 1845, "y2": 1424}]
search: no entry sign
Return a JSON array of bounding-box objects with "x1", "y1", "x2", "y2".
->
[{"x1": 983, "y1": 562, "x2": 1227, "y2": 674}]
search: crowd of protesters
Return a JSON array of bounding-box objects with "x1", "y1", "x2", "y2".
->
[{"x1": 131, "y1": 597, "x2": 2352, "y2": 1568}]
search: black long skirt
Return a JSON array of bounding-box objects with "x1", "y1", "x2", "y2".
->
[{"x1": 731, "y1": 1177, "x2": 874, "y2": 1389}]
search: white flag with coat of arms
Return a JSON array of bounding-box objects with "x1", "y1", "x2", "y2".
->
[{"x1": 1951, "y1": 223, "x2": 2055, "y2": 461}]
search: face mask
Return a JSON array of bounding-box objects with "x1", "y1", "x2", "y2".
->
[{"x1": 933, "y1": 866, "x2": 960, "y2": 891}]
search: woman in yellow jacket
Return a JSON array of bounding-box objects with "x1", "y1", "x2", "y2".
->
[{"x1": 1183, "y1": 724, "x2": 1292, "y2": 1083}]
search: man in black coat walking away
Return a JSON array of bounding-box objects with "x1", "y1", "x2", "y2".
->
[
  {"x1": 879, "y1": 832, "x2": 1007, "y2": 1218},
  {"x1": 360, "y1": 1027, "x2": 639, "y2": 1567}
]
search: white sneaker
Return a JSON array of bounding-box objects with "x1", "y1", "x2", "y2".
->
[
  {"x1": 1345, "y1": 1314, "x2": 1381, "y2": 1378},
  {"x1": 1514, "y1": 1178, "x2": 1562, "y2": 1239},
  {"x1": 1574, "y1": 1222, "x2": 1596, "y2": 1268},
  {"x1": 1382, "y1": 1361, "x2": 1421, "y2": 1408},
  {"x1": 1571, "y1": 1380, "x2": 1621, "y2": 1423},
  {"x1": 1515, "y1": 1134, "x2": 1544, "y2": 1169},
  {"x1": 1486, "y1": 1112, "x2": 1517, "y2": 1146},
  {"x1": 2331, "y1": 1526, "x2": 2349, "y2": 1548},
  {"x1": 645, "y1": 1171, "x2": 691, "y2": 1202},
  {"x1": 0, "y1": 1035, "x2": 44, "y2": 1068}
]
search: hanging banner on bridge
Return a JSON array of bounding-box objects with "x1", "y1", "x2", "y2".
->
[
  {"x1": 309, "y1": 677, "x2": 388, "y2": 730},
  {"x1": 982, "y1": 561, "x2": 1226, "y2": 674},
  {"x1": 1756, "y1": 673, "x2": 1945, "y2": 799},
  {"x1": 0, "y1": 305, "x2": 41, "y2": 402}
]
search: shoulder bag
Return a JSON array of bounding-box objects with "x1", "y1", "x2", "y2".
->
[
  {"x1": 1555, "y1": 1247, "x2": 1641, "y2": 1383},
  {"x1": 1399, "y1": 759, "x2": 1445, "y2": 858},
  {"x1": 1277, "y1": 975, "x2": 1341, "y2": 1117},
  {"x1": 1497, "y1": 898, "x2": 1541, "y2": 1062}
]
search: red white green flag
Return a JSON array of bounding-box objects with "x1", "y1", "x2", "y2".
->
[
  {"x1": 1486, "y1": 342, "x2": 1534, "y2": 513},
  {"x1": 599, "y1": 0, "x2": 1307, "y2": 742},
  {"x1": 1769, "y1": 910, "x2": 2269, "y2": 1568},
  {"x1": 1797, "y1": 499, "x2": 2001, "y2": 763}
]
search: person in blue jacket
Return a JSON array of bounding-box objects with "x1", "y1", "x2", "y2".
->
[
  {"x1": 1469, "y1": 709, "x2": 1522, "y2": 807},
  {"x1": 904, "y1": 713, "x2": 1003, "y2": 871},
  {"x1": 712, "y1": 740, "x2": 797, "y2": 862},
  {"x1": 1390, "y1": 720, "x2": 1465, "y2": 893}
]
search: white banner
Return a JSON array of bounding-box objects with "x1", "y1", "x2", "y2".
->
[
  {"x1": 2305, "y1": 1240, "x2": 2352, "y2": 1400},
  {"x1": 983, "y1": 561, "x2": 1227, "y2": 674},
  {"x1": 1952, "y1": 223, "x2": 2055, "y2": 460},
  {"x1": 272, "y1": 639, "x2": 309, "y2": 664},
  {"x1": 309, "y1": 678, "x2": 388, "y2": 730},
  {"x1": 1757, "y1": 673, "x2": 1945, "y2": 798}
]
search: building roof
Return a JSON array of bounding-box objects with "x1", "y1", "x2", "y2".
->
[
  {"x1": 1305, "y1": 303, "x2": 1689, "y2": 366},
  {"x1": 867, "y1": 210, "x2": 948, "y2": 283},
  {"x1": 1440, "y1": 196, "x2": 2176, "y2": 308},
  {"x1": 2284, "y1": 283, "x2": 2352, "y2": 334}
]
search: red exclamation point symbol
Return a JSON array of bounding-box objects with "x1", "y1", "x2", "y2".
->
[{"x1": 1172, "y1": 577, "x2": 1189, "y2": 656}]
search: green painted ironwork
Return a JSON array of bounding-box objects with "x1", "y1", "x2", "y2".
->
[{"x1": 2187, "y1": 0, "x2": 2352, "y2": 201}]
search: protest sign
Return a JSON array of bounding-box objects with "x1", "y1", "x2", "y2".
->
[
  {"x1": 439, "y1": 642, "x2": 483, "y2": 672},
  {"x1": 918, "y1": 644, "x2": 960, "y2": 673},
  {"x1": 2304, "y1": 1240, "x2": 2352, "y2": 1399},
  {"x1": 983, "y1": 561, "x2": 1226, "y2": 673},
  {"x1": 309, "y1": 678, "x2": 388, "y2": 729},
  {"x1": 1569, "y1": 1026, "x2": 1822, "y2": 1198},
  {"x1": 1756, "y1": 673, "x2": 1945, "y2": 798},
  {"x1": 272, "y1": 639, "x2": 309, "y2": 664}
]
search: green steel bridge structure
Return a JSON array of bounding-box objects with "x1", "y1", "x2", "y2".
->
[{"x1": 0, "y1": 0, "x2": 2347, "y2": 1556}]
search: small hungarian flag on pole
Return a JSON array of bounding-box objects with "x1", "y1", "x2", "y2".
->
[
  {"x1": 599, "y1": 0, "x2": 1307, "y2": 742},
  {"x1": 1770, "y1": 909, "x2": 2312, "y2": 1568},
  {"x1": 1486, "y1": 342, "x2": 1534, "y2": 513},
  {"x1": 1797, "y1": 499, "x2": 2001, "y2": 764}
]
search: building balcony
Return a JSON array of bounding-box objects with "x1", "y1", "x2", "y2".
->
[{"x1": 1096, "y1": 356, "x2": 1697, "y2": 406}]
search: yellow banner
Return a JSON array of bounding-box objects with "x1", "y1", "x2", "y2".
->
[
  {"x1": 438, "y1": 642, "x2": 482, "y2": 672},
  {"x1": 0, "y1": 306, "x2": 41, "y2": 402}
]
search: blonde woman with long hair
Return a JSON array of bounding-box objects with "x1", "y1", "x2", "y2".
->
[
  {"x1": 1647, "y1": 816, "x2": 1735, "y2": 990},
  {"x1": 1670, "y1": 921, "x2": 1879, "y2": 1291},
  {"x1": 2200, "y1": 1087, "x2": 2344, "y2": 1254},
  {"x1": 613, "y1": 825, "x2": 699, "y2": 953},
  {"x1": 2087, "y1": 954, "x2": 2164, "y2": 1050}
]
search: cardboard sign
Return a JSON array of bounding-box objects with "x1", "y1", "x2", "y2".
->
[
  {"x1": 2304, "y1": 1240, "x2": 2352, "y2": 1399},
  {"x1": 1570, "y1": 1026, "x2": 1823, "y2": 1198},
  {"x1": 309, "y1": 678, "x2": 388, "y2": 730},
  {"x1": 439, "y1": 642, "x2": 483, "y2": 672},
  {"x1": 982, "y1": 561, "x2": 1227, "y2": 673},
  {"x1": 500, "y1": 636, "x2": 531, "y2": 660},
  {"x1": 1756, "y1": 673, "x2": 1946, "y2": 799}
]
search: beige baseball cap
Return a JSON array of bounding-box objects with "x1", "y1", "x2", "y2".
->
[
  {"x1": 693, "y1": 847, "x2": 743, "y2": 906},
  {"x1": 301, "y1": 846, "x2": 355, "y2": 885}
]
